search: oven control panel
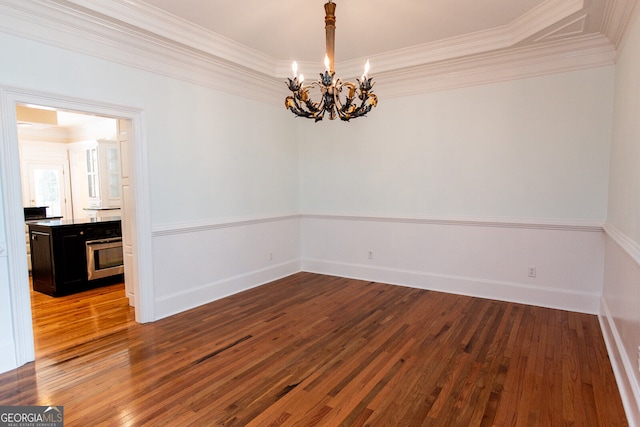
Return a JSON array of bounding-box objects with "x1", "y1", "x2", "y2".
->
[{"x1": 83, "y1": 223, "x2": 122, "y2": 240}]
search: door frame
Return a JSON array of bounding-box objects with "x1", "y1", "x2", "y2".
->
[
  {"x1": 0, "y1": 86, "x2": 155, "y2": 367},
  {"x1": 24, "y1": 161, "x2": 72, "y2": 220}
]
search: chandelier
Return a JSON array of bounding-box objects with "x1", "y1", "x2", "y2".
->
[{"x1": 285, "y1": 1, "x2": 378, "y2": 122}]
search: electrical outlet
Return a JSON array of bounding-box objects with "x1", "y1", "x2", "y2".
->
[
  {"x1": 368, "y1": 251, "x2": 373, "y2": 260},
  {"x1": 528, "y1": 266, "x2": 536, "y2": 278}
]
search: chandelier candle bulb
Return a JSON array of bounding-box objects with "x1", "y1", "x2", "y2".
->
[
  {"x1": 284, "y1": 0, "x2": 378, "y2": 121},
  {"x1": 292, "y1": 61, "x2": 298, "y2": 78}
]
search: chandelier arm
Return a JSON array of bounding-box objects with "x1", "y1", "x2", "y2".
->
[
  {"x1": 331, "y1": 82, "x2": 362, "y2": 121},
  {"x1": 304, "y1": 82, "x2": 327, "y2": 121},
  {"x1": 285, "y1": 81, "x2": 329, "y2": 121},
  {"x1": 293, "y1": 102, "x2": 316, "y2": 119},
  {"x1": 335, "y1": 87, "x2": 376, "y2": 121},
  {"x1": 286, "y1": 90, "x2": 316, "y2": 120}
]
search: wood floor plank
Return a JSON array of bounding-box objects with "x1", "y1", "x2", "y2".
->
[{"x1": 0, "y1": 272, "x2": 628, "y2": 426}]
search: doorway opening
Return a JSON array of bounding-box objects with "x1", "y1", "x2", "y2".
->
[
  {"x1": 18, "y1": 105, "x2": 134, "y2": 358},
  {"x1": 0, "y1": 88, "x2": 154, "y2": 368}
]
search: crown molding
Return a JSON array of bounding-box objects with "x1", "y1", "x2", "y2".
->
[
  {"x1": 0, "y1": 0, "x2": 623, "y2": 106},
  {"x1": 602, "y1": 0, "x2": 639, "y2": 50},
  {"x1": 375, "y1": 34, "x2": 615, "y2": 99},
  {"x1": 275, "y1": 0, "x2": 585, "y2": 79},
  {"x1": 0, "y1": 0, "x2": 284, "y2": 105},
  {"x1": 64, "y1": 0, "x2": 278, "y2": 76},
  {"x1": 65, "y1": 0, "x2": 584, "y2": 80},
  {"x1": 534, "y1": 14, "x2": 587, "y2": 42}
]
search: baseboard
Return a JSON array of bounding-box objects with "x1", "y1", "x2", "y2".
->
[
  {"x1": 302, "y1": 258, "x2": 601, "y2": 314},
  {"x1": 154, "y1": 260, "x2": 301, "y2": 320},
  {"x1": 599, "y1": 298, "x2": 640, "y2": 426}
]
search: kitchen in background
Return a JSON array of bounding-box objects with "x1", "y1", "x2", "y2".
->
[{"x1": 18, "y1": 104, "x2": 125, "y2": 296}]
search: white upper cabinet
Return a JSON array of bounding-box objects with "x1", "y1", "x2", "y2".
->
[{"x1": 69, "y1": 140, "x2": 121, "y2": 212}]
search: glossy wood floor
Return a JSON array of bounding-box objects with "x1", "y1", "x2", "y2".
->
[{"x1": 0, "y1": 273, "x2": 627, "y2": 426}]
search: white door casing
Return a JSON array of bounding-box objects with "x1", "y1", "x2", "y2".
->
[
  {"x1": 0, "y1": 87, "x2": 155, "y2": 369},
  {"x1": 118, "y1": 119, "x2": 137, "y2": 306}
]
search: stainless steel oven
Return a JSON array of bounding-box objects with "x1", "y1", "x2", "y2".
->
[{"x1": 86, "y1": 237, "x2": 124, "y2": 280}]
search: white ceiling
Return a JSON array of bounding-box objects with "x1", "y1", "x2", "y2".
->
[
  {"x1": 57, "y1": 0, "x2": 635, "y2": 83},
  {"x1": 1, "y1": 0, "x2": 636, "y2": 103},
  {"x1": 133, "y1": 0, "x2": 615, "y2": 63},
  {"x1": 20, "y1": 109, "x2": 112, "y2": 129},
  {"x1": 141, "y1": 0, "x2": 551, "y2": 62}
]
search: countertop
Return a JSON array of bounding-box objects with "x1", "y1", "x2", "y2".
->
[{"x1": 26, "y1": 216, "x2": 121, "y2": 227}]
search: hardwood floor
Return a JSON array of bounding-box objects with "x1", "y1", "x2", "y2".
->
[{"x1": 0, "y1": 273, "x2": 628, "y2": 426}]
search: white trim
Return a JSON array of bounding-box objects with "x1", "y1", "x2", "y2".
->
[
  {"x1": 603, "y1": 0, "x2": 640, "y2": 51},
  {"x1": 64, "y1": 0, "x2": 277, "y2": 76},
  {"x1": 333, "y1": 1, "x2": 587, "y2": 78},
  {"x1": 154, "y1": 260, "x2": 301, "y2": 320},
  {"x1": 340, "y1": 34, "x2": 614, "y2": 79},
  {"x1": 150, "y1": 212, "x2": 604, "y2": 238},
  {"x1": 0, "y1": 0, "x2": 620, "y2": 104},
  {"x1": 0, "y1": 88, "x2": 34, "y2": 366},
  {"x1": 302, "y1": 213, "x2": 604, "y2": 232},
  {"x1": 302, "y1": 258, "x2": 601, "y2": 314},
  {"x1": 63, "y1": 0, "x2": 583, "y2": 79},
  {"x1": 129, "y1": 111, "x2": 155, "y2": 323},
  {"x1": 604, "y1": 223, "x2": 640, "y2": 267},
  {"x1": 0, "y1": 0, "x2": 283, "y2": 106},
  {"x1": 534, "y1": 14, "x2": 587, "y2": 42},
  {"x1": 600, "y1": 224, "x2": 640, "y2": 425},
  {"x1": 373, "y1": 35, "x2": 615, "y2": 99},
  {"x1": 599, "y1": 298, "x2": 640, "y2": 426},
  {"x1": 152, "y1": 213, "x2": 301, "y2": 237},
  {"x1": 0, "y1": 86, "x2": 155, "y2": 366}
]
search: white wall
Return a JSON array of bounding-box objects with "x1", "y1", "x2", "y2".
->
[
  {"x1": 303, "y1": 216, "x2": 604, "y2": 313},
  {"x1": 0, "y1": 20, "x2": 633, "y2": 426},
  {"x1": 601, "y1": 5, "x2": 640, "y2": 425},
  {"x1": 300, "y1": 68, "x2": 613, "y2": 220},
  {"x1": 0, "y1": 32, "x2": 299, "y2": 223},
  {"x1": 300, "y1": 67, "x2": 614, "y2": 314},
  {"x1": 0, "y1": 32, "x2": 299, "y2": 372},
  {"x1": 153, "y1": 216, "x2": 301, "y2": 319}
]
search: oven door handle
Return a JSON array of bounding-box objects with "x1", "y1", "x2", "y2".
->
[{"x1": 86, "y1": 237, "x2": 122, "y2": 246}]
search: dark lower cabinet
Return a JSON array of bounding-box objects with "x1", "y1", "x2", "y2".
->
[
  {"x1": 58, "y1": 231, "x2": 87, "y2": 291},
  {"x1": 28, "y1": 219, "x2": 122, "y2": 296},
  {"x1": 30, "y1": 231, "x2": 55, "y2": 295},
  {"x1": 30, "y1": 225, "x2": 87, "y2": 296}
]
